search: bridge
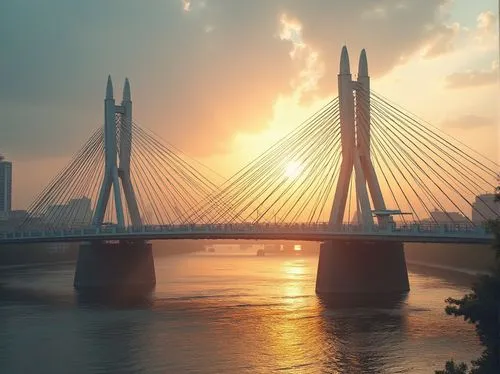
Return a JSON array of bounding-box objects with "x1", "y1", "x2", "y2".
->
[
  {"x1": 0, "y1": 223, "x2": 493, "y2": 245},
  {"x1": 1, "y1": 46, "x2": 498, "y2": 295}
]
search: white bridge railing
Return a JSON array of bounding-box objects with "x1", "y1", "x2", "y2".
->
[{"x1": 0, "y1": 222, "x2": 492, "y2": 243}]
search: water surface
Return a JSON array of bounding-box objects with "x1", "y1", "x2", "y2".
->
[{"x1": 0, "y1": 252, "x2": 480, "y2": 373}]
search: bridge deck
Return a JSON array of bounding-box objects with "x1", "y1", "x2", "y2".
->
[{"x1": 0, "y1": 223, "x2": 493, "y2": 245}]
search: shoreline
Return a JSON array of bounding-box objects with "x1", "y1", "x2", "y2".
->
[{"x1": 406, "y1": 260, "x2": 491, "y2": 277}]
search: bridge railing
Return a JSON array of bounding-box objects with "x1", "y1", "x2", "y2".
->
[{"x1": 0, "y1": 221, "x2": 491, "y2": 242}]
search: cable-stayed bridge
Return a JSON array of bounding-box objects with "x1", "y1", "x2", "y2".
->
[{"x1": 1, "y1": 46, "x2": 498, "y2": 294}]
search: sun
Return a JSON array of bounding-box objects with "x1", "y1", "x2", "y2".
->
[{"x1": 284, "y1": 161, "x2": 303, "y2": 179}]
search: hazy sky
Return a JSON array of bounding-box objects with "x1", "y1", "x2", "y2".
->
[{"x1": 0, "y1": 0, "x2": 498, "y2": 209}]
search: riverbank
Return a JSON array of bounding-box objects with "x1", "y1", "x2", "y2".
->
[{"x1": 404, "y1": 242, "x2": 495, "y2": 273}]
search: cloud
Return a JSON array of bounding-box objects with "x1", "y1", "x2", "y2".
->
[
  {"x1": 464, "y1": 10, "x2": 498, "y2": 49},
  {"x1": 0, "y1": 0, "x2": 455, "y2": 161},
  {"x1": 182, "y1": 0, "x2": 206, "y2": 13},
  {"x1": 441, "y1": 114, "x2": 495, "y2": 129},
  {"x1": 476, "y1": 10, "x2": 497, "y2": 38},
  {"x1": 278, "y1": 14, "x2": 324, "y2": 102},
  {"x1": 445, "y1": 60, "x2": 499, "y2": 89},
  {"x1": 420, "y1": 22, "x2": 461, "y2": 59}
]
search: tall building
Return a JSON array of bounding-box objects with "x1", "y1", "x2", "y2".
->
[
  {"x1": 45, "y1": 197, "x2": 93, "y2": 227},
  {"x1": 67, "y1": 197, "x2": 92, "y2": 226},
  {"x1": 472, "y1": 194, "x2": 500, "y2": 223},
  {"x1": 0, "y1": 155, "x2": 12, "y2": 221},
  {"x1": 422, "y1": 208, "x2": 469, "y2": 224}
]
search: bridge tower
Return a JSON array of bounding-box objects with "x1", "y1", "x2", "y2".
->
[
  {"x1": 316, "y1": 47, "x2": 409, "y2": 297},
  {"x1": 329, "y1": 47, "x2": 386, "y2": 229},
  {"x1": 74, "y1": 76, "x2": 155, "y2": 296},
  {"x1": 92, "y1": 76, "x2": 142, "y2": 227}
]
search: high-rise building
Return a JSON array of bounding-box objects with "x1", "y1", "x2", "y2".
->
[
  {"x1": 45, "y1": 197, "x2": 93, "y2": 227},
  {"x1": 422, "y1": 208, "x2": 469, "y2": 224},
  {"x1": 472, "y1": 194, "x2": 500, "y2": 223},
  {"x1": 0, "y1": 155, "x2": 12, "y2": 221},
  {"x1": 67, "y1": 197, "x2": 92, "y2": 226}
]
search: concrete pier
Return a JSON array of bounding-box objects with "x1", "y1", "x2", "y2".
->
[
  {"x1": 74, "y1": 240, "x2": 156, "y2": 293},
  {"x1": 315, "y1": 240, "x2": 409, "y2": 295}
]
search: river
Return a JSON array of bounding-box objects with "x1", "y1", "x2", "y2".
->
[{"x1": 0, "y1": 250, "x2": 481, "y2": 373}]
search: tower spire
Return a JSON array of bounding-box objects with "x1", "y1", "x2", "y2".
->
[
  {"x1": 340, "y1": 46, "x2": 350, "y2": 75},
  {"x1": 106, "y1": 75, "x2": 113, "y2": 99},
  {"x1": 123, "y1": 77, "x2": 131, "y2": 102},
  {"x1": 329, "y1": 46, "x2": 386, "y2": 229},
  {"x1": 119, "y1": 77, "x2": 142, "y2": 226},
  {"x1": 93, "y1": 75, "x2": 125, "y2": 226},
  {"x1": 358, "y1": 49, "x2": 368, "y2": 77}
]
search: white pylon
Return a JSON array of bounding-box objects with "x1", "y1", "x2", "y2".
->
[
  {"x1": 119, "y1": 78, "x2": 142, "y2": 227},
  {"x1": 93, "y1": 76, "x2": 142, "y2": 227},
  {"x1": 329, "y1": 46, "x2": 387, "y2": 229}
]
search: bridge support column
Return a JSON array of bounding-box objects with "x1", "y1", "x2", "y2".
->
[
  {"x1": 315, "y1": 240, "x2": 409, "y2": 295},
  {"x1": 74, "y1": 240, "x2": 156, "y2": 294}
]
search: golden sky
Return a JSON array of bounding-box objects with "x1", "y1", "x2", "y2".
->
[{"x1": 1, "y1": 0, "x2": 498, "y2": 211}]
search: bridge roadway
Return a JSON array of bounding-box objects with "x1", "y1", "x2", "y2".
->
[{"x1": 0, "y1": 222, "x2": 493, "y2": 245}]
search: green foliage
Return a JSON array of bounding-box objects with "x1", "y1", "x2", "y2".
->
[
  {"x1": 486, "y1": 219, "x2": 500, "y2": 259},
  {"x1": 436, "y1": 215, "x2": 500, "y2": 373},
  {"x1": 435, "y1": 360, "x2": 468, "y2": 374},
  {"x1": 443, "y1": 271, "x2": 500, "y2": 373}
]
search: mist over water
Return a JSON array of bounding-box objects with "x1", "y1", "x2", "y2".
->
[{"x1": 0, "y1": 252, "x2": 480, "y2": 373}]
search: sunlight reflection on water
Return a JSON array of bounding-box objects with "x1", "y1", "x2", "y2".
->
[{"x1": 0, "y1": 253, "x2": 481, "y2": 373}]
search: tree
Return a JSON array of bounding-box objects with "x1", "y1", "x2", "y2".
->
[
  {"x1": 436, "y1": 214, "x2": 500, "y2": 373},
  {"x1": 442, "y1": 268, "x2": 500, "y2": 373},
  {"x1": 435, "y1": 360, "x2": 468, "y2": 374}
]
